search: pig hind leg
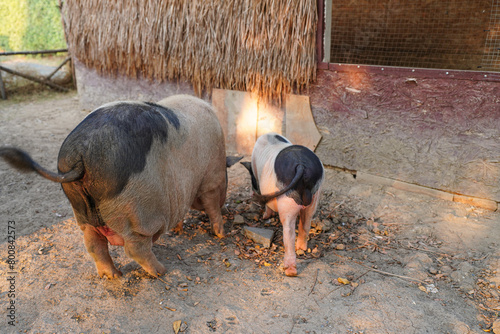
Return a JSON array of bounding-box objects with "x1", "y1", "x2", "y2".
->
[
  {"x1": 198, "y1": 187, "x2": 225, "y2": 238},
  {"x1": 123, "y1": 233, "x2": 166, "y2": 277},
  {"x1": 277, "y1": 197, "x2": 302, "y2": 277},
  {"x1": 80, "y1": 224, "x2": 122, "y2": 279},
  {"x1": 296, "y1": 192, "x2": 320, "y2": 251},
  {"x1": 63, "y1": 183, "x2": 122, "y2": 279}
]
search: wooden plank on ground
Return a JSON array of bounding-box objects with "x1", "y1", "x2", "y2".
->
[
  {"x1": 211, "y1": 88, "x2": 228, "y2": 145},
  {"x1": 285, "y1": 94, "x2": 322, "y2": 151},
  {"x1": 211, "y1": 89, "x2": 257, "y2": 155},
  {"x1": 257, "y1": 101, "x2": 284, "y2": 137}
]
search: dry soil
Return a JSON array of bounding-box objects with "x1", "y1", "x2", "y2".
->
[{"x1": 1, "y1": 91, "x2": 500, "y2": 333}]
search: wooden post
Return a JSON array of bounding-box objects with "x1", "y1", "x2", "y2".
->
[{"x1": 0, "y1": 70, "x2": 6, "y2": 100}]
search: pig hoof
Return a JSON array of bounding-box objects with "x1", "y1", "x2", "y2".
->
[
  {"x1": 172, "y1": 221, "x2": 184, "y2": 234},
  {"x1": 284, "y1": 265, "x2": 298, "y2": 277},
  {"x1": 212, "y1": 226, "x2": 225, "y2": 238},
  {"x1": 98, "y1": 269, "x2": 123, "y2": 279},
  {"x1": 295, "y1": 242, "x2": 307, "y2": 252},
  {"x1": 145, "y1": 263, "x2": 167, "y2": 277}
]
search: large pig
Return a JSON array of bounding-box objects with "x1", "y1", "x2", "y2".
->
[
  {"x1": 0, "y1": 95, "x2": 240, "y2": 279},
  {"x1": 242, "y1": 133, "x2": 324, "y2": 276}
]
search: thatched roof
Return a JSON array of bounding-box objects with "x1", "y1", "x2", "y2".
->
[{"x1": 61, "y1": 1, "x2": 317, "y2": 101}]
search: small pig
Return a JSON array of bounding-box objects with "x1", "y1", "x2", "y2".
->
[
  {"x1": 242, "y1": 133, "x2": 324, "y2": 276},
  {"x1": 1, "y1": 95, "x2": 241, "y2": 279}
]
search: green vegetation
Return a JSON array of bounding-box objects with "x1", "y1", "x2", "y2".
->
[{"x1": 0, "y1": 0, "x2": 66, "y2": 52}]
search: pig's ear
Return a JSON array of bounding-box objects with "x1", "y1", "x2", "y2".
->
[
  {"x1": 240, "y1": 161, "x2": 252, "y2": 172},
  {"x1": 226, "y1": 156, "x2": 243, "y2": 168}
]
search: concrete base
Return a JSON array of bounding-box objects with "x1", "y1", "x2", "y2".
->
[{"x1": 74, "y1": 59, "x2": 199, "y2": 111}]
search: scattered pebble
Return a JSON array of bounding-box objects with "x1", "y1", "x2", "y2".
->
[{"x1": 233, "y1": 215, "x2": 245, "y2": 225}]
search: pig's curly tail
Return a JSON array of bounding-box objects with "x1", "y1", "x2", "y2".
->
[
  {"x1": 0, "y1": 147, "x2": 83, "y2": 183},
  {"x1": 253, "y1": 165, "x2": 305, "y2": 205}
]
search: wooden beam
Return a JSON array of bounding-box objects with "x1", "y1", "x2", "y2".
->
[
  {"x1": 316, "y1": 0, "x2": 325, "y2": 64},
  {"x1": 45, "y1": 57, "x2": 71, "y2": 80},
  {"x1": 325, "y1": 63, "x2": 500, "y2": 82},
  {"x1": 323, "y1": 0, "x2": 332, "y2": 63},
  {"x1": 0, "y1": 49, "x2": 68, "y2": 56},
  {"x1": 0, "y1": 64, "x2": 69, "y2": 92}
]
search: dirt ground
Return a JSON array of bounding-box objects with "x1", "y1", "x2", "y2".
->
[{"x1": 1, "y1": 90, "x2": 500, "y2": 334}]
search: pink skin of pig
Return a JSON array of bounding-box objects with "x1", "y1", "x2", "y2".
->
[{"x1": 243, "y1": 133, "x2": 324, "y2": 276}]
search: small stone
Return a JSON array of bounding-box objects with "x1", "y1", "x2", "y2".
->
[
  {"x1": 315, "y1": 220, "x2": 333, "y2": 233},
  {"x1": 440, "y1": 265, "x2": 453, "y2": 274},
  {"x1": 335, "y1": 244, "x2": 345, "y2": 250},
  {"x1": 233, "y1": 215, "x2": 245, "y2": 225},
  {"x1": 429, "y1": 267, "x2": 438, "y2": 275},
  {"x1": 180, "y1": 322, "x2": 188, "y2": 332},
  {"x1": 235, "y1": 203, "x2": 247, "y2": 213},
  {"x1": 243, "y1": 213, "x2": 260, "y2": 221},
  {"x1": 242, "y1": 226, "x2": 274, "y2": 248}
]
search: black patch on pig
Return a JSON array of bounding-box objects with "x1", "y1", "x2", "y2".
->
[
  {"x1": 241, "y1": 161, "x2": 261, "y2": 194},
  {"x1": 58, "y1": 102, "x2": 180, "y2": 200},
  {"x1": 144, "y1": 102, "x2": 181, "y2": 130},
  {"x1": 226, "y1": 156, "x2": 243, "y2": 167},
  {"x1": 274, "y1": 134, "x2": 289, "y2": 143},
  {"x1": 274, "y1": 145, "x2": 323, "y2": 206}
]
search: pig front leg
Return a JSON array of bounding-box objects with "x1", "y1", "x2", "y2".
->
[
  {"x1": 278, "y1": 198, "x2": 301, "y2": 277},
  {"x1": 124, "y1": 234, "x2": 166, "y2": 277},
  {"x1": 80, "y1": 224, "x2": 123, "y2": 279}
]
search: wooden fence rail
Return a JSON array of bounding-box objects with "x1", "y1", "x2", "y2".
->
[
  {"x1": 0, "y1": 49, "x2": 70, "y2": 99},
  {"x1": 0, "y1": 49, "x2": 68, "y2": 56}
]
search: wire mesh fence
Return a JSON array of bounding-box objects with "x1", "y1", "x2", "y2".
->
[
  {"x1": 328, "y1": 0, "x2": 500, "y2": 72},
  {"x1": 482, "y1": 0, "x2": 500, "y2": 71}
]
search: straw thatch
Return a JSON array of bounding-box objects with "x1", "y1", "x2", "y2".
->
[{"x1": 61, "y1": 0, "x2": 317, "y2": 101}]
